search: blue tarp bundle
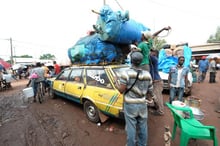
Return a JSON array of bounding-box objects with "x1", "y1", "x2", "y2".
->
[
  {"x1": 68, "y1": 34, "x2": 122, "y2": 64},
  {"x1": 183, "y1": 45, "x2": 192, "y2": 67},
  {"x1": 95, "y1": 5, "x2": 150, "y2": 44},
  {"x1": 158, "y1": 45, "x2": 192, "y2": 73},
  {"x1": 68, "y1": 5, "x2": 151, "y2": 65}
]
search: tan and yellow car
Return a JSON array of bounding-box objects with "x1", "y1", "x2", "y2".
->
[{"x1": 49, "y1": 64, "x2": 129, "y2": 123}]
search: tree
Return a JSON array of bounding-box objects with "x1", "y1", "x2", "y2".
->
[
  {"x1": 207, "y1": 26, "x2": 220, "y2": 43},
  {"x1": 40, "y1": 53, "x2": 55, "y2": 60},
  {"x1": 14, "y1": 55, "x2": 33, "y2": 58},
  {"x1": 153, "y1": 37, "x2": 167, "y2": 50}
]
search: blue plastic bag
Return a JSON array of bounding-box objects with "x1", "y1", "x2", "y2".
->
[
  {"x1": 94, "y1": 5, "x2": 150, "y2": 44},
  {"x1": 68, "y1": 34, "x2": 121, "y2": 64},
  {"x1": 158, "y1": 45, "x2": 192, "y2": 73}
]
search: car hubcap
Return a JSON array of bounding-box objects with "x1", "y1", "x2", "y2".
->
[{"x1": 88, "y1": 106, "x2": 95, "y2": 117}]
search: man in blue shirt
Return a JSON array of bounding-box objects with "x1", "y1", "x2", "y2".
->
[
  {"x1": 198, "y1": 56, "x2": 209, "y2": 83},
  {"x1": 149, "y1": 49, "x2": 164, "y2": 116}
]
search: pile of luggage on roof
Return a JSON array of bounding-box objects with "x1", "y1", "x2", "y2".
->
[
  {"x1": 158, "y1": 43, "x2": 192, "y2": 73},
  {"x1": 68, "y1": 5, "x2": 150, "y2": 65}
]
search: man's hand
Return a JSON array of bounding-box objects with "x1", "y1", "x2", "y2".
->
[
  {"x1": 146, "y1": 99, "x2": 154, "y2": 104},
  {"x1": 164, "y1": 26, "x2": 171, "y2": 30}
]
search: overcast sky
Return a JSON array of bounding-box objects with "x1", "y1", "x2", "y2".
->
[{"x1": 0, "y1": 0, "x2": 220, "y2": 62}]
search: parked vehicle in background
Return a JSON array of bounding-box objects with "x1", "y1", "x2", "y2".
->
[
  {"x1": 49, "y1": 64, "x2": 129, "y2": 123},
  {"x1": 217, "y1": 64, "x2": 220, "y2": 70}
]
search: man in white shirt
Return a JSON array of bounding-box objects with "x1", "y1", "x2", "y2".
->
[{"x1": 168, "y1": 56, "x2": 189, "y2": 104}]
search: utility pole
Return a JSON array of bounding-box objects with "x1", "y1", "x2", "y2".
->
[{"x1": 10, "y1": 37, "x2": 13, "y2": 65}]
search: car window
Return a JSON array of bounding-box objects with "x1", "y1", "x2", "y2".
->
[
  {"x1": 86, "y1": 69, "x2": 112, "y2": 89},
  {"x1": 56, "y1": 69, "x2": 71, "y2": 80},
  {"x1": 69, "y1": 68, "x2": 83, "y2": 83},
  {"x1": 112, "y1": 67, "x2": 129, "y2": 78}
]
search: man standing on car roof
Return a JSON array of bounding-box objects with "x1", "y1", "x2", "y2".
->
[
  {"x1": 137, "y1": 26, "x2": 171, "y2": 72},
  {"x1": 168, "y1": 56, "x2": 189, "y2": 104},
  {"x1": 115, "y1": 51, "x2": 155, "y2": 146}
]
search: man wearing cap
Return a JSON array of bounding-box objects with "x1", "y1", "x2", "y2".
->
[
  {"x1": 198, "y1": 56, "x2": 209, "y2": 83},
  {"x1": 115, "y1": 51, "x2": 155, "y2": 146},
  {"x1": 137, "y1": 26, "x2": 171, "y2": 71}
]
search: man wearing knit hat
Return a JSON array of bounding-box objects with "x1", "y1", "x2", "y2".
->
[
  {"x1": 115, "y1": 51, "x2": 155, "y2": 146},
  {"x1": 137, "y1": 26, "x2": 171, "y2": 71}
]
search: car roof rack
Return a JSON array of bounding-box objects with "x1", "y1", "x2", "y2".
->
[{"x1": 71, "y1": 61, "x2": 127, "y2": 66}]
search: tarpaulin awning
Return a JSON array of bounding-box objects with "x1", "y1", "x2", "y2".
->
[
  {"x1": 0, "y1": 59, "x2": 11, "y2": 69},
  {"x1": 206, "y1": 53, "x2": 220, "y2": 59},
  {"x1": 12, "y1": 64, "x2": 26, "y2": 70}
]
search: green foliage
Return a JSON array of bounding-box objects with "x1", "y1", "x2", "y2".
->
[
  {"x1": 40, "y1": 53, "x2": 55, "y2": 60},
  {"x1": 153, "y1": 37, "x2": 167, "y2": 51},
  {"x1": 14, "y1": 55, "x2": 33, "y2": 58},
  {"x1": 207, "y1": 26, "x2": 220, "y2": 43}
]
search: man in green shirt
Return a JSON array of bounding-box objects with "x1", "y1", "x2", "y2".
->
[{"x1": 138, "y1": 26, "x2": 171, "y2": 71}]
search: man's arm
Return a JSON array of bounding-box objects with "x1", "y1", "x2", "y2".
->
[
  {"x1": 115, "y1": 80, "x2": 127, "y2": 94},
  {"x1": 184, "y1": 72, "x2": 190, "y2": 93},
  {"x1": 113, "y1": 75, "x2": 127, "y2": 94},
  {"x1": 152, "y1": 26, "x2": 171, "y2": 39},
  {"x1": 184, "y1": 73, "x2": 188, "y2": 88}
]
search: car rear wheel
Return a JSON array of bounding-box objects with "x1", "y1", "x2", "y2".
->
[{"x1": 83, "y1": 100, "x2": 100, "y2": 123}]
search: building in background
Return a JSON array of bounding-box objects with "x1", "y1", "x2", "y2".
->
[{"x1": 190, "y1": 43, "x2": 220, "y2": 63}]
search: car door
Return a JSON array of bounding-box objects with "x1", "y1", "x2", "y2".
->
[
  {"x1": 85, "y1": 68, "x2": 122, "y2": 115},
  {"x1": 65, "y1": 68, "x2": 84, "y2": 103},
  {"x1": 53, "y1": 69, "x2": 71, "y2": 98}
]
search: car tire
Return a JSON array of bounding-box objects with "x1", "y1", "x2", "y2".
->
[{"x1": 83, "y1": 100, "x2": 100, "y2": 123}]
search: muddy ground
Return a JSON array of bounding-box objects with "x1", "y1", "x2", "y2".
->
[{"x1": 0, "y1": 71, "x2": 220, "y2": 146}]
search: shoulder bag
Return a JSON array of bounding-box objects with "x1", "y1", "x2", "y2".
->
[{"x1": 124, "y1": 70, "x2": 140, "y2": 95}]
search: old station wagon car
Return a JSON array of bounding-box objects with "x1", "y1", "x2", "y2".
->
[{"x1": 49, "y1": 64, "x2": 129, "y2": 123}]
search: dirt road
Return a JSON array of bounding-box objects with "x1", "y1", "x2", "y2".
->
[{"x1": 0, "y1": 71, "x2": 219, "y2": 146}]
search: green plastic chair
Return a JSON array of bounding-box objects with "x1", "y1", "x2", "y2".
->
[{"x1": 166, "y1": 102, "x2": 218, "y2": 146}]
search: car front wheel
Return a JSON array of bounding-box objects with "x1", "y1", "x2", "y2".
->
[
  {"x1": 83, "y1": 100, "x2": 100, "y2": 123},
  {"x1": 49, "y1": 88, "x2": 57, "y2": 99}
]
